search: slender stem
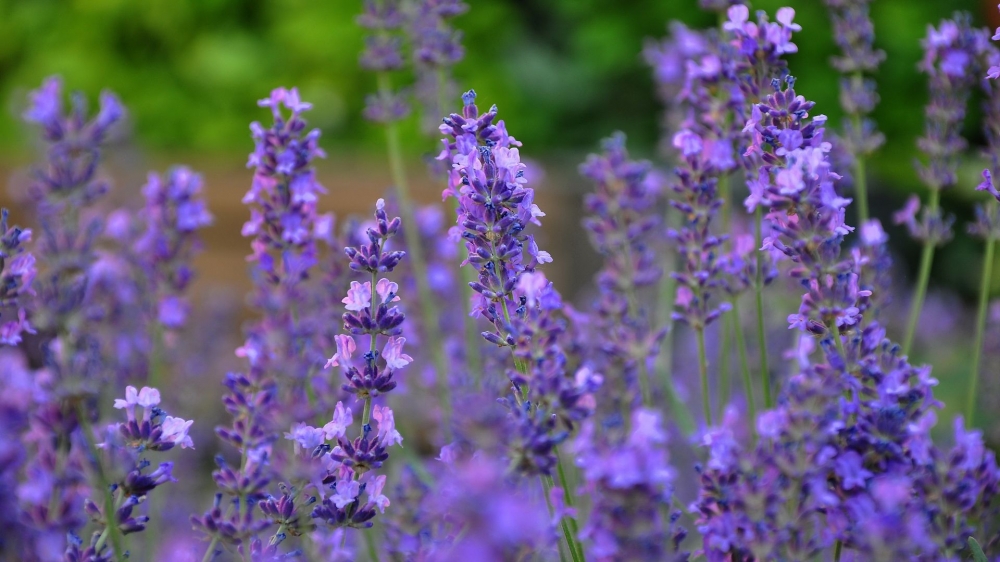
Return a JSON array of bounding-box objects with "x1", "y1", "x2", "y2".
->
[
  {"x1": 655, "y1": 227, "x2": 696, "y2": 435},
  {"x1": 851, "y1": 109, "x2": 870, "y2": 225},
  {"x1": 363, "y1": 526, "x2": 381, "y2": 562},
  {"x1": 831, "y1": 326, "x2": 847, "y2": 367},
  {"x1": 902, "y1": 189, "x2": 941, "y2": 357},
  {"x1": 540, "y1": 475, "x2": 571, "y2": 562},
  {"x1": 834, "y1": 539, "x2": 843, "y2": 562},
  {"x1": 731, "y1": 299, "x2": 755, "y2": 443},
  {"x1": 719, "y1": 314, "x2": 731, "y2": 410},
  {"x1": 76, "y1": 402, "x2": 126, "y2": 562},
  {"x1": 376, "y1": 71, "x2": 453, "y2": 435},
  {"x1": 555, "y1": 451, "x2": 583, "y2": 560},
  {"x1": 967, "y1": 236, "x2": 996, "y2": 427},
  {"x1": 201, "y1": 538, "x2": 220, "y2": 562},
  {"x1": 696, "y1": 327, "x2": 712, "y2": 426},
  {"x1": 753, "y1": 205, "x2": 772, "y2": 409},
  {"x1": 500, "y1": 301, "x2": 583, "y2": 560}
]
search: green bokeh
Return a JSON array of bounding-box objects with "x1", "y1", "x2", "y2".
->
[{"x1": 0, "y1": 0, "x2": 985, "y2": 163}]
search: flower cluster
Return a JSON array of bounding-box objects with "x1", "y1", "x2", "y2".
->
[
  {"x1": 133, "y1": 167, "x2": 213, "y2": 330},
  {"x1": 285, "y1": 400, "x2": 401, "y2": 531},
  {"x1": 744, "y1": 78, "x2": 867, "y2": 336},
  {"x1": 501, "y1": 272, "x2": 599, "y2": 476},
  {"x1": 574, "y1": 409, "x2": 687, "y2": 561},
  {"x1": 335, "y1": 199, "x2": 409, "y2": 400},
  {"x1": 0, "y1": 208, "x2": 36, "y2": 345},
  {"x1": 438, "y1": 90, "x2": 549, "y2": 346},
  {"x1": 824, "y1": 0, "x2": 886, "y2": 162},
  {"x1": 66, "y1": 386, "x2": 194, "y2": 562},
  {"x1": 580, "y1": 133, "x2": 664, "y2": 408}
]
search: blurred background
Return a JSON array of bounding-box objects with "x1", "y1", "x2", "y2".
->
[{"x1": 1, "y1": 0, "x2": 999, "y2": 474}]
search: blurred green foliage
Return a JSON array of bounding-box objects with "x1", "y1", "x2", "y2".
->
[{"x1": 0, "y1": 0, "x2": 987, "y2": 163}]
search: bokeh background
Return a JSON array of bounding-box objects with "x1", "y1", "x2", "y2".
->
[{"x1": 2, "y1": 0, "x2": 1000, "y2": 522}]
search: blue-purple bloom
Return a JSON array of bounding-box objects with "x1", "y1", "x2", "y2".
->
[
  {"x1": 579, "y1": 133, "x2": 665, "y2": 408},
  {"x1": 438, "y1": 90, "x2": 548, "y2": 347},
  {"x1": 134, "y1": 167, "x2": 212, "y2": 330},
  {"x1": 0, "y1": 208, "x2": 36, "y2": 345}
]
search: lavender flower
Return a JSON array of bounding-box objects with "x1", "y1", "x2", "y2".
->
[
  {"x1": 358, "y1": 0, "x2": 411, "y2": 123},
  {"x1": 723, "y1": 5, "x2": 799, "y2": 103},
  {"x1": 335, "y1": 199, "x2": 408, "y2": 400},
  {"x1": 23, "y1": 75, "x2": 127, "y2": 385},
  {"x1": 824, "y1": 0, "x2": 885, "y2": 158},
  {"x1": 0, "y1": 208, "x2": 36, "y2": 345},
  {"x1": 580, "y1": 133, "x2": 665, "y2": 408},
  {"x1": 574, "y1": 409, "x2": 687, "y2": 560},
  {"x1": 438, "y1": 90, "x2": 547, "y2": 348},
  {"x1": 134, "y1": 167, "x2": 212, "y2": 331},
  {"x1": 407, "y1": 0, "x2": 468, "y2": 133},
  {"x1": 501, "y1": 272, "x2": 599, "y2": 476},
  {"x1": 243, "y1": 86, "x2": 333, "y2": 417},
  {"x1": 426, "y1": 451, "x2": 555, "y2": 560}
]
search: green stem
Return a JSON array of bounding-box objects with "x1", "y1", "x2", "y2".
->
[
  {"x1": 831, "y1": 325, "x2": 847, "y2": 367},
  {"x1": 541, "y1": 474, "x2": 577, "y2": 562},
  {"x1": 376, "y1": 71, "x2": 453, "y2": 436},
  {"x1": 363, "y1": 526, "x2": 381, "y2": 562},
  {"x1": 76, "y1": 402, "x2": 126, "y2": 562},
  {"x1": 201, "y1": 537, "x2": 220, "y2": 562},
  {"x1": 902, "y1": 189, "x2": 940, "y2": 357},
  {"x1": 851, "y1": 108, "x2": 870, "y2": 225},
  {"x1": 697, "y1": 327, "x2": 712, "y2": 426},
  {"x1": 731, "y1": 299, "x2": 756, "y2": 443},
  {"x1": 834, "y1": 539, "x2": 843, "y2": 562},
  {"x1": 753, "y1": 205, "x2": 772, "y2": 409},
  {"x1": 655, "y1": 230, "x2": 696, "y2": 435},
  {"x1": 555, "y1": 451, "x2": 583, "y2": 560},
  {"x1": 719, "y1": 313, "x2": 731, "y2": 410},
  {"x1": 499, "y1": 302, "x2": 583, "y2": 560},
  {"x1": 967, "y1": 236, "x2": 995, "y2": 427}
]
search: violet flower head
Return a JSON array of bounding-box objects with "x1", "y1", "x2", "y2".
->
[
  {"x1": 0, "y1": 208, "x2": 36, "y2": 346},
  {"x1": 574, "y1": 408, "x2": 687, "y2": 560},
  {"x1": 23, "y1": 76, "x2": 124, "y2": 347},
  {"x1": 742, "y1": 77, "x2": 873, "y2": 338},
  {"x1": 358, "y1": 0, "x2": 411, "y2": 123},
  {"x1": 244, "y1": 86, "x2": 326, "y2": 279},
  {"x1": 723, "y1": 5, "x2": 800, "y2": 101},
  {"x1": 427, "y1": 452, "x2": 554, "y2": 560},
  {"x1": 824, "y1": 0, "x2": 886, "y2": 160},
  {"x1": 69, "y1": 385, "x2": 195, "y2": 562},
  {"x1": 408, "y1": 0, "x2": 468, "y2": 133},
  {"x1": 335, "y1": 200, "x2": 409, "y2": 400},
  {"x1": 667, "y1": 127, "x2": 730, "y2": 330},
  {"x1": 438, "y1": 90, "x2": 547, "y2": 347},
  {"x1": 580, "y1": 133, "x2": 665, "y2": 408},
  {"x1": 500, "y1": 271, "x2": 599, "y2": 476},
  {"x1": 970, "y1": 170, "x2": 1000, "y2": 240},
  {"x1": 281, "y1": 401, "x2": 403, "y2": 535},
  {"x1": 135, "y1": 167, "x2": 212, "y2": 330},
  {"x1": 916, "y1": 14, "x2": 988, "y2": 191}
]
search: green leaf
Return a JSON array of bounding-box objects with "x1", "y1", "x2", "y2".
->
[{"x1": 970, "y1": 536, "x2": 988, "y2": 562}]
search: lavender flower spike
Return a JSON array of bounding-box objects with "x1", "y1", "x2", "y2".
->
[
  {"x1": 824, "y1": 0, "x2": 886, "y2": 223},
  {"x1": 0, "y1": 208, "x2": 36, "y2": 345},
  {"x1": 135, "y1": 167, "x2": 213, "y2": 331},
  {"x1": 580, "y1": 133, "x2": 666, "y2": 409},
  {"x1": 438, "y1": 90, "x2": 547, "y2": 347},
  {"x1": 901, "y1": 14, "x2": 988, "y2": 355}
]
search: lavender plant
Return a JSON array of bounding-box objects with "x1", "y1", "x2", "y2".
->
[{"x1": 7, "y1": 2, "x2": 1000, "y2": 561}]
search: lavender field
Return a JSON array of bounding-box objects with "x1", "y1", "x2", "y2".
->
[{"x1": 3, "y1": 0, "x2": 1000, "y2": 561}]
